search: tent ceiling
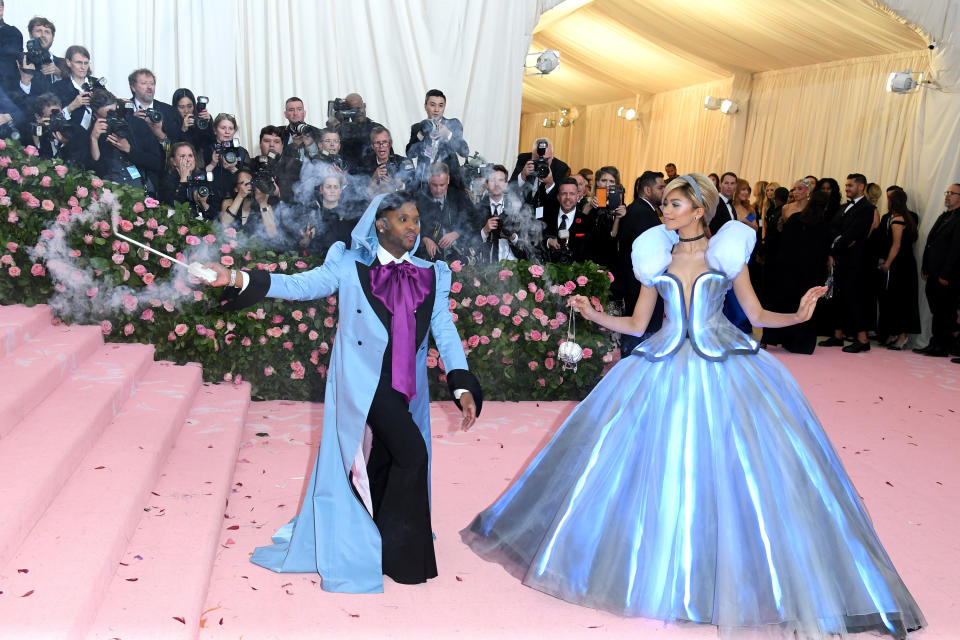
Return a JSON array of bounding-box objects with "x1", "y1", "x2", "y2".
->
[{"x1": 524, "y1": 0, "x2": 928, "y2": 113}]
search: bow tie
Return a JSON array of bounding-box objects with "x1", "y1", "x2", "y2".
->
[{"x1": 369, "y1": 261, "x2": 433, "y2": 402}]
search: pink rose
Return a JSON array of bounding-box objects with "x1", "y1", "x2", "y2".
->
[
  {"x1": 450, "y1": 281, "x2": 462, "y2": 293},
  {"x1": 528, "y1": 282, "x2": 537, "y2": 292},
  {"x1": 491, "y1": 328, "x2": 502, "y2": 339},
  {"x1": 123, "y1": 294, "x2": 137, "y2": 311},
  {"x1": 220, "y1": 255, "x2": 234, "y2": 267},
  {"x1": 528, "y1": 264, "x2": 544, "y2": 277},
  {"x1": 545, "y1": 357, "x2": 555, "y2": 370},
  {"x1": 241, "y1": 337, "x2": 252, "y2": 346},
  {"x1": 516, "y1": 290, "x2": 527, "y2": 301},
  {"x1": 119, "y1": 219, "x2": 134, "y2": 232},
  {"x1": 100, "y1": 320, "x2": 112, "y2": 335},
  {"x1": 582, "y1": 348, "x2": 593, "y2": 358},
  {"x1": 178, "y1": 226, "x2": 189, "y2": 235},
  {"x1": 295, "y1": 260, "x2": 307, "y2": 268},
  {"x1": 77, "y1": 186, "x2": 89, "y2": 198},
  {"x1": 264, "y1": 366, "x2": 274, "y2": 377},
  {"x1": 225, "y1": 227, "x2": 237, "y2": 237},
  {"x1": 24, "y1": 145, "x2": 39, "y2": 156},
  {"x1": 185, "y1": 235, "x2": 201, "y2": 246},
  {"x1": 140, "y1": 309, "x2": 154, "y2": 322},
  {"x1": 7, "y1": 211, "x2": 18, "y2": 223},
  {"x1": 502, "y1": 293, "x2": 514, "y2": 305},
  {"x1": 532, "y1": 308, "x2": 544, "y2": 319},
  {"x1": 535, "y1": 289, "x2": 545, "y2": 303},
  {"x1": 498, "y1": 269, "x2": 514, "y2": 280},
  {"x1": 471, "y1": 311, "x2": 483, "y2": 324},
  {"x1": 283, "y1": 341, "x2": 294, "y2": 350},
  {"x1": 132, "y1": 202, "x2": 145, "y2": 214},
  {"x1": 449, "y1": 260, "x2": 463, "y2": 272},
  {"x1": 30, "y1": 264, "x2": 45, "y2": 277},
  {"x1": 144, "y1": 197, "x2": 159, "y2": 208},
  {"x1": 203, "y1": 234, "x2": 216, "y2": 244},
  {"x1": 6, "y1": 168, "x2": 21, "y2": 182},
  {"x1": 468, "y1": 335, "x2": 480, "y2": 348},
  {"x1": 40, "y1": 176, "x2": 52, "y2": 187},
  {"x1": 427, "y1": 355, "x2": 438, "y2": 368},
  {"x1": 607, "y1": 271, "x2": 615, "y2": 282},
  {"x1": 528, "y1": 361, "x2": 539, "y2": 370},
  {"x1": 530, "y1": 330, "x2": 542, "y2": 341},
  {"x1": 537, "y1": 378, "x2": 546, "y2": 387},
  {"x1": 7, "y1": 265, "x2": 20, "y2": 276},
  {"x1": 55, "y1": 164, "x2": 68, "y2": 178},
  {"x1": 576, "y1": 275, "x2": 589, "y2": 286},
  {"x1": 91, "y1": 178, "x2": 103, "y2": 188},
  {"x1": 142, "y1": 273, "x2": 154, "y2": 285},
  {"x1": 499, "y1": 304, "x2": 511, "y2": 316},
  {"x1": 6, "y1": 242, "x2": 17, "y2": 252},
  {"x1": 298, "y1": 323, "x2": 307, "y2": 333},
  {"x1": 134, "y1": 264, "x2": 147, "y2": 276},
  {"x1": 323, "y1": 317, "x2": 335, "y2": 328},
  {"x1": 512, "y1": 315, "x2": 522, "y2": 326},
  {"x1": 308, "y1": 330, "x2": 319, "y2": 341},
  {"x1": 124, "y1": 323, "x2": 135, "y2": 336},
  {"x1": 475, "y1": 295, "x2": 487, "y2": 307},
  {"x1": 86, "y1": 287, "x2": 98, "y2": 298},
  {"x1": 292, "y1": 310, "x2": 303, "y2": 321},
  {"x1": 480, "y1": 335, "x2": 490, "y2": 345}
]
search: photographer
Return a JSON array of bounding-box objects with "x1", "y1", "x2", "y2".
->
[
  {"x1": 328, "y1": 92, "x2": 381, "y2": 169},
  {"x1": 171, "y1": 87, "x2": 214, "y2": 151},
  {"x1": 543, "y1": 178, "x2": 591, "y2": 264},
  {"x1": 203, "y1": 112, "x2": 250, "y2": 213},
  {"x1": 478, "y1": 164, "x2": 529, "y2": 263},
  {"x1": 259, "y1": 125, "x2": 300, "y2": 203},
  {"x1": 278, "y1": 96, "x2": 321, "y2": 162},
  {"x1": 314, "y1": 127, "x2": 348, "y2": 173},
  {"x1": 158, "y1": 141, "x2": 212, "y2": 218},
  {"x1": 509, "y1": 137, "x2": 570, "y2": 190},
  {"x1": 414, "y1": 162, "x2": 479, "y2": 262},
  {"x1": 0, "y1": 1, "x2": 23, "y2": 94},
  {"x1": 128, "y1": 68, "x2": 178, "y2": 143},
  {"x1": 293, "y1": 171, "x2": 354, "y2": 258},
  {"x1": 406, "y1": 89, "x2": 469, "y2": 189},
  {"x1": 219, "y1": 168, "x2": 278, "y2": 241},
  {"x1": 51, "y1": 45, "x2": 98, "y2": 131},
  {"x1": 87, "y1": 88, "x2": 164, "y2": 193},
  {"x1": 16, "y1": 16, "x2": 62, "y2": 98},
  {"x1": 358, "y1": 125, "x2": 414, "y2": 197},
  {"x1": 27, "y1": 92, "x2": 79, "y2": 162}
]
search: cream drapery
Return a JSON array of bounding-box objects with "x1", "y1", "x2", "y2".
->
[{"x1": 6, "y1": 0, "x2": 541, "y2": 166}]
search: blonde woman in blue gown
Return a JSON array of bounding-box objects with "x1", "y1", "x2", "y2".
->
[{"x1": 461, "y1": 173, "x2": 924, "y2": 639}]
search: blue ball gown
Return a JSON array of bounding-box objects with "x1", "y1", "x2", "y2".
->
[{"x1": 461, "y1": 222, "x2": 925, "y2": 638}]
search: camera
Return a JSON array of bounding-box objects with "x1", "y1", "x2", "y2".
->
[
  {"x1": 328, "y1": 98, "x2": 358, "y2": 123},
  {"x1": 321, "y1": 152, "x2": 345, "y2": 170},
  {"x1": 382, "y1": 157, "x2": 415, "y2": 186},
  {"x1": 142, "y1": 108, "x2": 163, "y2": 123},
  {"x1": 461, "y1": 151, "x2": 492, "y2": 183},
  {"x1": 214, "y1": 139, "x2": 238, "y2": 164},
  {"x1": 195, "y1": 96, "x2": 210, "y2": 130},
  {"x1": 24, "y1": 38, "x2": 53, "y2": 69},
  {"x1": 36, "y1": 108, "x2": 71, "y2": 138},
  {"x1": 251, "y1": 152, "x2": 278, "y2": 194},
  {"x1": 80, "y1": 77, "x2": 107, "y2": 93},
  {"x1": 289, "y1": 121, "x2": 319, "y2": 138},
  {"x1": 596, "y1": 184, "x2": 625, "y2": 220},
  {"x1": 531, "y1": 140, "x2": 550, "y2": 180},
  {"x1": 184, "y1": 174, "x2": 210, "y2": 201}
]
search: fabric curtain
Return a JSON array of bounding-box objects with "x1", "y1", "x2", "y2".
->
[{"x1": 6, "y1": 0, "x2": 540, "y2": 167}]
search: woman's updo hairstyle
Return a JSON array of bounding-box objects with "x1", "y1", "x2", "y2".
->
[{"x1": 663, "y1": 172, "x2": 719, "y2": 229}]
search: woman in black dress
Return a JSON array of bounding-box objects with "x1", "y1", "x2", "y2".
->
[
  {"x1": 762, "y1": 190, "x2": 830, "y2": 353},
  {"x1": 876, "y1": 189, "x2": 921, "y2": 349}
]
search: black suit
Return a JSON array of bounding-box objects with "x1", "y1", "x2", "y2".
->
[
  {"x1": 542, "y1": 202, "x2": 593, "y2": 263},
  {"x1": 921, "y1": 208, "x2": 960, "y2": 350},
  {"x1": 508, "y1": 153, "x2": 570, "y2": 184},
  {"x1": 0, "y1": 21, "x2": 23, "y2": 95},
  {"x1": 88, "y1": 113, "x2": 165, "y2": 194},
  {"x1": 406, "y1": 117, "x2": 468, "y2": 188},
  {"x1": 133, "y1": 98, "x2": 179, "y2": 141},
  {"x1": 476, "y1": 194, "x2": 529, "y2": 263},
  {"x1": 615, "y1": 198, "x2": 664, "y2": 355},
  {"x1": 831, "y1": 196, "x2": 877, "y2": 333},
  {"x1": 710, "y1": 195, "x2": 735, "y2": 236},
  {"x1": 414, "y1": 188, "x2": 481, "y2": 262}
]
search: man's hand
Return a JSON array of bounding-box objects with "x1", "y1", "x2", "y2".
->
[
  {"x1": 421, "y1": 237, "x2": 439, "y2": 258},
  {"x1": 299, "y1": 224, "x2": 316, "y2": 247},
  {"x1": 483, "y1": 216, "x2": 500, "y2": 234},
  {"x1": 40, "y1": 61, "x2": 61, "y2": 77},
  {"x1": 438, "y1": 231, "x2": 459, "y2": 249},
  {"x1": 546, "y1": 238, "x2": 560, "y2": 250},
  {"x1": 938, "y1": 277, "x2": 949, "y2": 286},
  {"x1": 437, "y1": 123, "x2": 451, "y2": 139},
  {"x1": 520, "y1": 159, "x2": 534, "y2": 180},
  {"x1": 0, "y1": 113, "x2": 12, "y2": 127},
  {"x1": 202, "y1": 262, "x2": 231, "y2": 287},
  {"x1": 372, "y1": 164, "x2": 389, "y2": 182},
  {"x1": 541, "y1": 167, "x2": 554, "y2": 188},
  {"x1": 17, "y1": 58, "x2": 35, "y2": 85},
  {"x1": 827, "y1": 256, "x2": 834, "y2": 271},
  {"x1": 458, "y1": 391, "x2": 477, "y2": 430}
]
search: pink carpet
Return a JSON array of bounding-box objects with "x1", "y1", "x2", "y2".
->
[{"x1": 198, "y1": 347, "x2": 958, "y2": 640}]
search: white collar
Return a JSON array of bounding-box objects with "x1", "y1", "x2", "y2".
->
[
  {"x1": 376, "y1": 245, "x2": 412, "y2": 265},
  {"x1": 489, "y1": 196, "x2": 504, "y2": 206},
  {"x1": 641, "y1": 197, "x2": 656, "y2": 209},
  {"x1": 560, "y1": 208, "x2": 575, "y2": 217},
  {"x1": 852, "y1": 195, "x2": 864, "y2": 204},
  {"x1": 133, "y1": 98, "x2": 154, "y2": 110},
  {"x1": 719, "y1": 194, "x2": 730, "y2": 204},
  {"x1": 71, "y1": 76, "x2": 85, "y2": 92}
]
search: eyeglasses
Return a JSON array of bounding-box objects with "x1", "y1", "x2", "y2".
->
[
  {"x1": 945, "y1": 191, "x2": 960, "y2": 197},
  {"x1": 372, "y1": 140, "x2": 391, "y2": 147}
]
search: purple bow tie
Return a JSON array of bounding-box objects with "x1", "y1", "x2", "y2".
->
[{"x1": 369, "y1": 260, "x2": 433, "y2": 402}]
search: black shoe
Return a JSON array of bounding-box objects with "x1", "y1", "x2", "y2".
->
[
  {"x1": 819, "y1": 337, "x2": 845, "y2": 347},
  {"x1": 951, "y1": 357, "x2": 960, "y2": 364},
  {"x1": 924, "y1": 347, "x2": 950, "y2": 357},
  {"x1": 912, "y1": 345, "x2": 933, "y2": 354},
  {"x1": 842, "y1": 341, "x2": 871, "y2": 353}
]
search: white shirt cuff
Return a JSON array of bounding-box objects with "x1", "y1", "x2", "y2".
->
[{"x1": 453, "y1": 388, "x2": 468, "y2": 400}]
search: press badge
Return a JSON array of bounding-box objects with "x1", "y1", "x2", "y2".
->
[
  {"x1": 535, "y1": 206, "x2": 544, "y2": 219},
  {"x1": 126, "y1": 165, "x2": 142, "y2": 180}
]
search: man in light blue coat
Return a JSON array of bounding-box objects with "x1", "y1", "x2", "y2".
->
[{"x1": 205, "y1": 192, "x2": 481, "y2": 593}]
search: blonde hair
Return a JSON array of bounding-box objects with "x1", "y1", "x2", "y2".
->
[
  {"x1": 866, "y1": 182, "x2": 881, "y2": 206},
  {"x1": 664, "y1": 173, "x2": 719, "y2": 230},
  {"x1": 751, "y1": 180, "x2": 768, "y2": 211},
  {"x1": 735, "y1": 179, "x2": 752, "y2": 207}
]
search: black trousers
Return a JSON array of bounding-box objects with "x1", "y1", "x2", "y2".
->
[
  {"x1": 925, "y1": 278, "x2": 959, "y2": 350},
  {"x1": 365, "y1": 380, "x2": 437, "y2": 584}
]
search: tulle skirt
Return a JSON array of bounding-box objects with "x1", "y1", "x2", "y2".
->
[{"x1": 461, "y1": 342, "x2": 924, "y2": 638}]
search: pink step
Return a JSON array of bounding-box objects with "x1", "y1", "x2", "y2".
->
[
  {"x1": 89, "y1": 382, "x2": 251, "y2": 640},
  {"x1": 0, "y1": 323, "x2": 105, "y2": 437},
  {"x1": 0, "y1": 304, "x2": 52, "y2": 356},
  {"x1": 0, "y1": 362, "x2": 202, "y2": 640},
  {"x1": 0, "y1": 342, "x2": 156, "y2": 569}
]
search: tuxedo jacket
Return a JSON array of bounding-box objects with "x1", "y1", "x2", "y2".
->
[
  {"x1": 405, "y1": 117, "x2": 469, "y2": 177},
  {"x1": 414, "y1": 188, "x2": 481, "y2": 257},
  {"x1": 617, "y1": 198, "x2": 664, "y2": 325},
  {"x1": 542, "y1": 201, "x2": 593, "y2": 262},
  {"x1": 921, "y1": 208, "x2": 960, "y2": 280},
  {"x1": 476, "y1": 194, "x2": 530, "y2": 262},
  {"x1": 709, "y1": 195, "x2": 735, "y2": 236},
  {"x1": 830, "y1": 197, "x2": 876, "y2": 264},
  {"x1": 508, "y1": 153, "x2": 570, "y2": 184}
]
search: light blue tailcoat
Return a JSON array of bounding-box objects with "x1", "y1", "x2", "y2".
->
[{"x1": 249, "y1": 196, "x2": 470, "y2": 593}]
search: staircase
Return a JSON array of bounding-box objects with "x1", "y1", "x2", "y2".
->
[{"x1": 0, "y1": 304, "x2": 251, "y2": 640}]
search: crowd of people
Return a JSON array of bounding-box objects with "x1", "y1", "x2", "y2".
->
[{"x1": 1, "y1": 9, "x2": 958, "y2": 363}]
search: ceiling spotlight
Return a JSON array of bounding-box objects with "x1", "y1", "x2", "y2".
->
[
  {"x1": 704, "y1": 96, "x2": 721, "y2": 110},
  {"x1": 886, "y1": 70, "x2": 922, "y2": 94},
  {"x1": 542, "y1": 117, "x2": 556, "y2": 128},
  {"x1": 720, "y1": 99, "x2": 739, "y2": 114},
  {"x1": 624, "y1": 108, "x2": 637, "y2": 121},
  {"x1": 617, "y1": 106, "x2": 625, "y2": 117},
  {"x1": 526, "y1": 49, "x2": 561, "y2": 77}
]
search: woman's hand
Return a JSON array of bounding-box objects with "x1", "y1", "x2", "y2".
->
[
  {"x1": 568, "y1": 295, "x2": 598, "y2": 322},
  {"x1": 107, "y1": 133, "x2": 131, "y2": 153},
  {"x1": 235, "y1": 179, "x2": 251, "y2": 200},
  {"x1": 181, "y1": 113, "x2": 194, "y2": 132},
  {"x1": 590, "y1": 195, "x2": 599, "y2": 209},
  {"x1": 205, "y1": 150, "x2": 220, "y2": 173},
  {"x1": 614, "y1": 204, "x2": 627, "y2": 218},
  {"x1": 68, "y1": 91, "x2": 90, "y2": 112},
  {"x1": 299, "y1": 224, "x2": 316, "y2": 248},
  {"x1": 795, "y1": 286, "x2": 829, "y2": 323},
  {"x1": 177, "y1": 158, "x2": 191, "y2": 181}
]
